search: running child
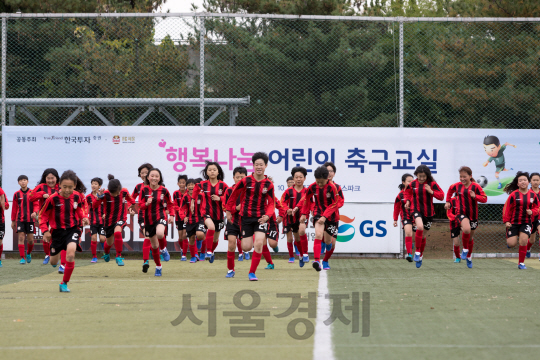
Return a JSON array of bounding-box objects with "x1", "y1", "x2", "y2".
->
[
  {"x1": 393, "y1": 173, "x2": 415, "y2": 262},
  {"x1": 223, "y1": 167, "x2": 247, "y2": 278},
  {"x1": 173, "y1": 174, "x2": 188, "y2": 261},
  {"x1": 139, "y1": 168, "x2": 176, "y2": 276},
  {"x1": 321, "y1": 161, "x2": 345, "y2": 258},
  {"x1": 86, "y1": 177, "x2": 107, "y2": 263},
  {"x1": 503, "y1": 172, "x2": 539, "y2": 269},
  {"x1": 444, "y1": 166, "x2": 487, "y2": 269},
  {"x1": 192, "y1": 162, "x2": 229, "y2": 263},
  {"x1": 94, "y1": 175, "x2": 135, "y2": 267},
  {"x1": 131, "y1": 163, "x2": 154, "y2": 267},
  {"x1": 180, "y1": 179, "x2": 207, "y2": 263},
  {"x1": 226, "y1": 152, "x2": 276, "y2": 281},
  {"x1": 0, "y1": 186, "x2": 8, "y2": 268},
  {"x1": 446, "y1": 197, "x2": 462, "y2": 263},
  {"x1": 12, "y1": 175, "x2": 35, "y2": 264},
  {"x1": 528, "y1": 173, "x2": 540, "y2": 259},
  {"x1": 404, "y1": 164, "x2": 445, "y2": 268},
  {"x1": 287, "y1": 176, "x2": 294, "y2": 189},
  {"x1": 39, "y1": 170, "x2": 89, "y2": 292}
]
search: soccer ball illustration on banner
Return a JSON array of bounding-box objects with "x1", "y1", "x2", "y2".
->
[{"x1": 477, "y1": 175, "x2": 488, "y2": 188}]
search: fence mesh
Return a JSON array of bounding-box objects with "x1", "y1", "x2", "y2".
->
[{"x1": 2, "y1": 14, "x2": 539, "y2": 256}]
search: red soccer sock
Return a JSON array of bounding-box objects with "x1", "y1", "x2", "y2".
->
[
  {"x1": 212, "y1": 238, "x2": 219, "y2": 252},
  {"x1": 249, "y1": 251, "x2": 262, "y2": 274},
  {"x1": 414, "y1": 231, "x2": 424, "y2": 253},
  {"x1": 62, "y1": 261, "x2": 75, "y2": 284},
  {"x1": 182, "y1": 239, "x2": 188, "y2": 255},
  {"x1": 104, "y1": 242, "x2": 112, "y2": 255},
  {"x1": 468, "y1": 239, "x2": 474, "y2": 258},
  {"x1": 201, "y1": 239, "x2": 207, "y2": 254},
  {"x1": 142, "y1": 239, "x2": 151, "y2": 261},
  {"x1": 205, "y1": 230, "x2": 215, "y2": 253},
  {"x1": 60, "y1": 250, "x2": 67, "y2": 267},
  {"x1": 405, "y1": 236, "x2": 413, "y2": 254},
  {"x1": 462, "y1": 233, "x2": 470, "y2": 251},
  {"x1": 295, "y1": 240, "x2": 302, "y2": 256},
  {"x1": 114, "y1": 232, "x2": 123, "y2": 257},
  {"x1": 189, "y1": 244, "x2": 197, "y2": 258},
  {"x1": 527, "y1": 240, "x2": 533, "y2": 251},
  {"x1": 420, "y1": 237, "x2": 427, "y2": 257},
  {"x1": 90, "y1": 241, "x2": 97, "y2": 257},
  {"x1": 262, "y1": 245, "x2": 273, "y2": 264},
  {"x1": 300, "y1": 235, "x2": 308, "y2": 255},
  {"x1": 0, "y1": 244, "x2": 3, "y2": 258},
  {"x1": 18, "y1": 244, "x2": 25, "y2": 258},
  {"x1": 313, "y1": 239, "x2": 322, "y2": 261},
  {"x1": 43, "y1": 242, "x2": 50, "y2": 256},
  {"x1": 287, "y1": 242, "x2": 294, "y2": 258},
  {"x1": 27, "y1": 243, "x2": 34, "y2": 255},
  {"x1": 236, "y1": 238, "x2": 243, "y2": 254},
  {"x1": 518, "y1": 245, "x2": 527, "y2": 264},
  {"x1": 323, "y1": 247, "x2": 335, "y2": 262},
  {"x1": 152, "y1": 247, "x2": 161, "y2": 266},
  {"x1": 158, "y1": 237, "x2": 166, "y2": 251},
  {"x1": 227, "y1": 251, "x2": 235, "y2": 271},
  {"x1": 453, "y1": 245, "x2": 460, "y2": 259}
]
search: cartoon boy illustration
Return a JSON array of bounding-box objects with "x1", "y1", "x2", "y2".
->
[{"x1": 483, "y1": 135, "x2": 516, "y2": 189}]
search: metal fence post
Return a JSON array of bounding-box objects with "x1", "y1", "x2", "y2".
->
[
  {"x1": 1, "y1": 16, "x2": 6, "y2": 127},
  {"x1": 199, "y1": 16, "x2": 205, "y2": 126},
  {"x1": 399, "y1": 18, "x2": 404, "y2": 129}
]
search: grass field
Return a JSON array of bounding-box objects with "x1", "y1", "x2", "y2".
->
[{"x1": 1, "y1": 256, "x2": 540, "y2": 360}]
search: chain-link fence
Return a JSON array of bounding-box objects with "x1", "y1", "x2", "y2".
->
[{"x1": 2, "y1": 13, "x2": 539, "y2": 256}]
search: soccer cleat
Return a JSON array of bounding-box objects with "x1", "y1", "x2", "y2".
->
[
  {"x1": 209, "y1": 253, "x2": 215, "y2": 264},
  {"x1": 0, "y1": 260, "x2": 2, "y2": 268},
  {"x1": 226, "y1": 270, "x2": 235, "y2": 278},
  {"x1": 454, "y1": 258, "x2": 461, "y2": 263},
  {"x1": 299, "y1": 257, "x2": 305, "y2": 268},
  {"x1": 248, "y1": 272, "x2": 258, "y2": 281},
  {"x1": 91, "y1": 257, "x2": 98, "y2": 263},
  {"x1": 142, "y1": 260, "x2": 149, "y2": 273},
  {"x1": 59, "y1": 282, "x2": 70, "y2": 293},
  {"x1": 190, "y1": 256, "x2": 197, "y2": 263},
  {"x1": 272, "y1": 246, "x2": 279, "y2": 253},
  {"x1": 26, "y1": 254, "x2": 32, "y2": 263},
  {"x1": 181, "y1": 256, "x2": 187, "y2": 261},
  {"x1": 179, "y1": 249, "x2": 183, "y2": 258},
  {"x1": 58, "y1": 265, "x2": 65, "y2": 274},
  {"x1": 518, "y1": 263, "x2": 527, "y2": 270},
  {"x1": 413, "y1": 253, "x2": 421, "y2": 262},
  {"x1": 288, "y1": 257, "x2": 295, "y2": 263},
  {"x1": 406, "y1": 254, "x2": 413, "y2": 262},
  {"x1": 416, "y1": 259, "x2": 422, "y2": 268},
  {"x1": 244, "y1": 252, "x2": 251, "y2": 260},
  {"x1": 466, "y1": 258, "x2": 473, "y2": 268},
  {"x1": 294, "y1": 244, "x2": 300, "y2": 256},
  {"x1": 115, "y1": 257, "x2": 125, "y2": 266},
  {"x1": 161, "y1": 248, "x2": 171, "y2": 262},
  {"x1": 460, "y1": 250, "x2": 468, "y2": 260},
  {"x1": 101, "y1": 253, "x2": 110, "y2": 262},
  {"x1": 51, "y1": 264, "x2": 57, "y2": 268},
  {"x1": 526, "y1": 251, "x2": 531, "y2": 259},
  {"x1": 155, "y1": 267, "x2": 162, "y2": 277},
  {"x1": 265, "y1": 263, "x2": 274, "y2": 270},
  {"x1": 199, "y1": 253, "x2": 205, "y2": 261},
  {"x1": 238, "y1": 253, "x2": 244, "y2": 262},
  {"x1": 312, "y1": 261, "x2": 321, "y2": 272},
  {"x1": 42, "y1": 255, "x2": 50, "y2": 265},
  {"x1": 19, "y1": 258, "x2": 26, "y2": 264},
  {"x1": 302, "y1": 254, "x2": 309, "y2": 263},
  {"x1": 497, "y1": 183, "x2": 502, "y2": 189},
  {"x1": 160, "y1": 253, "x2": 164, "y2": 261},
  {"x1": 322, "y1": 261, "x2": 330, "y2": 270}
]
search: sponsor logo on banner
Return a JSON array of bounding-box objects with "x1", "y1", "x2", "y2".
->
[
  {"x1": 337, "y1": 215, "x2": 355, "y2": 243},
  {"x1": 112, "y1": 135, "x2": 121, "y2": 145}
]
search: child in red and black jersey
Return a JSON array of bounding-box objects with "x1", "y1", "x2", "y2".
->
[
  {"x1": 131, "y1": 163, "x2": 153, "y2": 269},
  {"x1": 86, "y1": 177, "x2": 106, "y2": 263},
  {"x1": 0, "y1": 185, "x2": 8, "y2": 268},
  {"x1": 299, "y1": 166, "x2": 340, "y2": 272},
  {"x1": 192, "y1": 162, "x2": 229, "y2": 263},
  {"x1": 262, "y1": 193, "x2": 285, "y2": 270},
  {"x1": 446, "y1": 197, "x2": 462, "y2": 259},
  {"x1": 404, "y1": 165, "x2": 445, "y2": 268},
  {"x1": 173, "y1": 174, "x2": 188, "y2": 261},
  {"x1": 281, "y1": 167, "x2": 309, "y2": 266},
  {"x1": 39, "y1": 170, "x2": 89, "y2": 292},
  {"x1": 181, "y1": 179, "x2": 207, "y2": 263},
  {"x1": 528, "y1": 173, "x2": 540, "y2": 259},
  {"x1": 322, "y1": 162, "x2": 345, "y2": 260},
  {"x1": 12, "y1": 175, "x2": 35, "y2": 264},
  {"x1": 94, "y1": 175, "x2": 135, "y2": 267},
  {"x1": 30, "y1": 168, "x2": 60, "y2": 264},
  {"x1": 503, "y1": 172, "x2": 539, "y2": 269},
  {"x1": 445, "y1": 166, "x2": 487, "y2": 268},
  {"x1": 226, "y1": 152, "x2": 276, "y2": 281},
  {"x1": 139, "y1": 168, "x2": 175, "y2": 276},
  {"x1": 222, "y1": 167, "x2": 247, "y2": 278},
  {"x1": 393, "y1": 173, "x2": 415, "y2": 262}
]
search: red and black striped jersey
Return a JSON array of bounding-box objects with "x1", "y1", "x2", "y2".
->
[
  {"x1": 393, "y1": 190, "x2": 412, "y2": 222},
  {"x1": 85, "y1": 193, "x2": 103, "y2": 226},
  {"x1": 225, "y1": 175, "x2": 275, "y2": 219},
  {"x1": 447, "y1": 197, "x2": 460, "y2": 229},
  {"x1": 404, "y1": 179, "x2": 444, "y2": 217},
  {"x1": 300, "y1": 182, "x2": 340, "y2": 222},
  {"x1": 269, "y1": 196, "x2": 286, "y2": 223},
  {"x1": 503, "y1": 189, "x2": 539, "y2": 225},
  {"x1": 223, "y1": 186, "x2": 242, "y2": 226},
  {"x1": 532, "y1": 190, "x2": 540, "y2": 223},
  {"x1": 281, "y1": 187, "x2": 306, "y2": 225},
  {"x1": 193, "y1": 180, "x2": 229, "y2": 221},
  {"x1": 131, "y1": 183, "x2": 147, "y2": 222},
  {"x1": 445, "y1": 182, "x2": 487, "y2": 220},
  {"x1": 93, "y1": 188, "x2": 134, "y2": 227},
  {"x1": 12, "y1": 188, "x2": 34, "y2": 222},
  {"x1": 139, "y1": 186, "x2": 175, "y2": 226},
  {"x1": 180, "y1": 192, "x2": 205, "y2": 225},
  {"x1": 173, "y1": 189, "x2": 187, "y2": 220},
  {"x1": 38, "y1": 192, "x2": 86, "y2": 232},
  {"x1": 332, "y1": 182, "x2": 345, "y2": 218},
  {"x1": 31, "y1": 183, "x2": 59, "y2": 213}
]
